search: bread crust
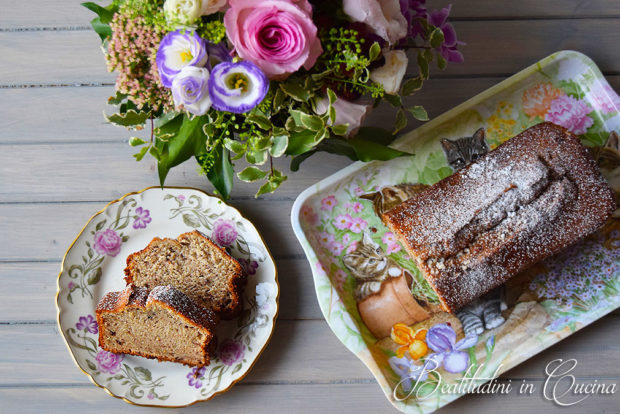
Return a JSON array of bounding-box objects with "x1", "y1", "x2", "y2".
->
[
  {"x1": 96, "y1": 284, "x2": 219, "y2": 367},
  {"x1": 383, "y1": 122, "x2": 616, "y2": 312},
  {"x1": 124, "y1": 230, "x2": 246, "y2": 319}
]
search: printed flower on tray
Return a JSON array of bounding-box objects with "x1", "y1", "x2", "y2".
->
[
  {"x1": 76, "y1": 315, "x2": 98, "y2": 334},
  {"x1": 522, "y1": 82, "x2": 564, "y2": 119},
  {"x1": 93, "y1": 229, "x2": 122, "y2": 257},
  {"x1": 544, "y1": 95, "x2": 594, "y2": 135},
  {"x1": 425, "y1": 323, "x2": 477, "y2": 374},
  {"x1": 212, "y1": 219, "x2": 238, "y2": 246},
  {"x1": 95, "y1": 350, "x2": 124, "y2": 375}
]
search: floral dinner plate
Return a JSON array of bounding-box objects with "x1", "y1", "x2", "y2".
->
[{"x1": 56, "y1": 186, "x2": 279, "y2": 407}]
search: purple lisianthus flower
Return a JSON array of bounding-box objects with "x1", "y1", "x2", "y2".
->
[
  {"x1": 186, "y1": 366, "x2": 206, "y2": 389},
  {"x1": 206, "y1": 41, "x2": 233, "y2": 70},
  {"x1": 133, "y1": 207, "x2": 152, "y2": 229},
  {"x1": 218, "y1": 339, "x2": 245, "y2": 366},
  {"x1": 212, "y1": 219, "x2": 237, "y2": 246},
  {"x1": 208, "y1": 61, "x2": 269, "y2": 113},
  {"x1": 76, "y1": 314, "x2": 98, "y2": 334},
  {"x1": 426, "y1": 323, "x2": 477, "y2": 374},
  {"x1": 93, "y1": 229, "x2": 122, "y2": 257},
  {"x1": 171, "y1": 66, "x2": 212, "y2": 115},
  {"x1": 156, "y1": 30, "x2": 208, "y2": 88},
  {"x1": 95, "y1": 350, "x2": 124, "y2": 374},
  {"x1": 427, "y1": 5, "x2": 464, "y2": 63}
]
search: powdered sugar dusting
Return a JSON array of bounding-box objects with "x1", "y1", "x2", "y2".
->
[{"x1": 384, "y1": 122, "x2": 616, "y2": 311}]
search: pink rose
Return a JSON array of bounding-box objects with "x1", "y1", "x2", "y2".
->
[
  {"x1": 544, "y1": 95, "x2": 593, "y2": 135},
  {"x1": 343, "y1": 0, "x2": 407, "y2": 44},
  {"x1": 213, "y1": 219, "x2": 238, "y2": 246},
  {"x1": 224, "y1": 0, "x2": 323, "y2": 79},
  {"x1": 95, "y1": 350, "x2": 124, "y2": 374},
  {"x1": 218, "y1": 339, "x2": 245, "y2": 366},
  {"x1": 93, "y1": 229, "x2": 122, "y2": 257}
]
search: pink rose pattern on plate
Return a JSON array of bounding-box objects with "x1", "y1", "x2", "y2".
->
[
  {"x1": 95, "y1": 350, "x2": 124, "y2": 374},
  {"x1": 93, "y1": 229, "x2": 122, "y2": 257},
  {"x1": 212, "y1": 219, "x2": 238, "y2": 246},
  {"x1": 218, "y1": 339, "x2": 246, "y2": 366}
]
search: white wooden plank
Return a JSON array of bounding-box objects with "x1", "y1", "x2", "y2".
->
[
  {"x1": 2, "y1": 0, "x2": 620, "y2": 31},
  {"x1": 1, "y1": 379, "x2": 619, "y2": 414},
  {"x1": 4, "y1": 76, "x2": 618, "y2": 144},
  {"x1": 0, "y1": 31, "x2": 114, "y2": 86},
  {"x1": 0, "y1": 258, "x2": 322, "y2": 321},
  {"x1": 0, "y1": 199, "x2": 307, "y2": 260},
  {"x1": 1, "y1": 316, "x2": 619, "y2": 387},
  {"x1": 2, "y1": 20, "x2": 620, "y2": 87},
  {"x1": 0, "y1": 143, "x2": 349, "y2": 202},
  {"x1": 0, "y1": 321, "x2": 374, "y2": 386}
]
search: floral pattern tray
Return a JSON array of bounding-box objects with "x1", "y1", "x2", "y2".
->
[
  {"x1": 291, "y1": 51, "x2": 620, "y2": 413},
  {"x1": 56, "y1": 187, "x2": 278, "y2": 407}
]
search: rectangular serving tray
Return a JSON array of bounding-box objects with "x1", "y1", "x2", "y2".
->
[{"x1": 291, "y1": 51, "x2": 620, "y2": 413}]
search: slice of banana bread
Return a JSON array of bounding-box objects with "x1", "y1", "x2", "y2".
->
[
  {"x1": 124, "y1": 230, "x2": 246, "y2": 319},
  {"x1": 96, "y1": 284, "x2": 219, "y2": 367}
]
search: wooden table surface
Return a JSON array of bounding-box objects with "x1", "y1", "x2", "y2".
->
[{"x1": 1, "y1": 1, "x2": 619, "y2": 412}]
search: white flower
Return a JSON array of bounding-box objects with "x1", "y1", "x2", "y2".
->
[
  {"x1": 255, "y1": 282, "x2": 276, "y2": 313},
  {"x1": 171, "y1": 66, "x2": 212, "y2": 115},
  {"x1": 343, "y1": 0, "x2": 407, "y2": 44},
  {"x1": 164, "y1": 0, "x2": 203, "y2": 25},
  {"x1": 201, "y1": 0, "x2": 228, "y2": 15},
  {"x1": 370, "y1": 50, "x2": 408, "y2": 94},
  {"x1": 316, "y1": 97, "x2": 372, "y2": 137}
]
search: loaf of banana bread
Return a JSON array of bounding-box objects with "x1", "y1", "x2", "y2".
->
[{"x1": 382, "y1": 122, "x2": 616, "y2": 312}]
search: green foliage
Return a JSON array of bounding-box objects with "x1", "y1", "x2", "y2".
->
[{"x1": 81, "y1": 1, "x2": 120, "y2": 42}]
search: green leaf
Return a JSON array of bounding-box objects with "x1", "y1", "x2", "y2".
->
[
  {"x1": 238, "y1": 166, "x2": 267, "y2": 182},
  {"x1": 206, "y1": 144, "x2": 234, "y2": 200},
  {"x1": 86, "y1": 359, "x2": 97, "y2": 371},
  {"x1": 436, "y1": 54, "x2": 447, "y2": 70},
  {"x1": 408, "y1": 105, "x2": 429, "y2": 121},
  {"x1": 95, "y1": 219, "x2": 106, "y2": 231},
  {"x1": 105, "y1": 110, "x2": 150, "y2": 128},
  {"x1": 270, "y1": 134, "x2": 288, "y2": 157},
  {"x1": 429, "y1": 27, "x2": 444, "y2": 49},
  {"x1": 418, "y1": 52, "x2": 430, "y2": 80},
  {"x1": 182, "y1": 213, "x2": 200, "y2": 228},
  {"x1": 290, "y1": 150, "x2": 317, "y2": 172},
  {"x1": 394, "y1": 108, "x2": 407, "y2": 134},
  {"x1": 81, "y1": 2, "x2": 115, "y2": 23},
  {"x1": 290, "y1": 110, "x2": 323, "y2": 131},
  {"x1": 286, "y1": 130, "x2": 319, "y2": 155},
  {"x1": 384, "y1": 94, "x2": 402, "y2": 108},
  {"x1": 246, "y1": 149, "x2": 268, "y2": 165},
  {"x1": 348, "y1": 138, "x2": 411, "y2": 161},
  {"x1": 327, "y1": 88, "x2": 337, "y2": 105},
  {"x1": 133, "y1": 146, "x2": 149, "y2": 161},
  {"x1": 246, "y1": 114, "x2": 272, "y2": 130},
  {"x1": 107, "y1": 92, "x2": 127, "y2": 105},
  {"x1": 368, "y1": 42, "x2": 381, "y2": 61},
  {"x1": 89, "y1": 17, "x2": 112, "y2": 42},
  {"x1": 279, "y1": 81, "x2": 310, "y2": 102},
  {"x1": 401, "y1": 77, "x2": 423, "y2": 96},
  {"x1": 224, "y1": 137, "x2": 246, "y2": 155},
  {"x1": 128, "y1": 137, "x2": 147, "y2": 147},
  {"x1": 354, "y1": 127, "x2": 395, "y2": 145},
  {"x1": 87, "y1": 267, "x2": 102, "y2": 285},
  {"x1": 134, "y1": 367, "x2": 152, "y2": 382},
  {"x1": 273, "y1": 87, "x2": 286, "y2": 111},
  {"x1": 256, "y1": 173, "x2": 288, "y2": 197},
  {"x1": 331, "y1": 124, "x2": 349, "y2": 136},
  {"x1": 157, "y1": 114, "x2": 207, "y2": 185}
]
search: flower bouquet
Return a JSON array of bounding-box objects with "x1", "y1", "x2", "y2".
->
[{"x1": 83, "y1": 0, "x2": 463, "y2": 199}]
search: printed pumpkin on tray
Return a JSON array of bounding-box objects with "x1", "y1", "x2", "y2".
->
[{"x1": 292, "y1": 51, "x2": 620, "y2": 413}]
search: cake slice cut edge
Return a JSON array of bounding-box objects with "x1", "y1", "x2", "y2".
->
[
  {"x1": 96, "y1": 284, "x2": 219, "y2": 367},
  {"x1": 124, "y1": 230, "x2": 246, "y2": 319}
]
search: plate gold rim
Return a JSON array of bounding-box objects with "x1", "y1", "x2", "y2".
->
[{"x1": 55, "y1": 185, "x2": 280, "y2": 408}]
